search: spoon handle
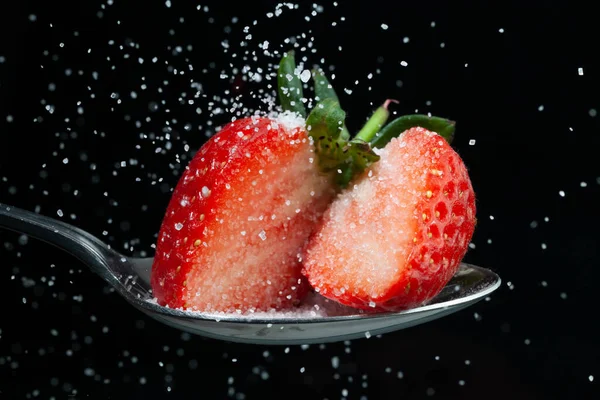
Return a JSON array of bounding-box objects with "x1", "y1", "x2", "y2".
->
[{"x1": 0, "y1": 203, "x2": 116, "y2": 275}]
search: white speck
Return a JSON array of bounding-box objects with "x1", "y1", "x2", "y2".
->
[
  {"x1": 365, "y1": 331, "x2": 371, "y2": 339},
  {"x1": 201, "y1": 186, "x2": 211, "y2": 198},
  {"x1": 538, "y1": 105, "x2": 544, "y2": 111},
  {"x1": 300, "y1": 367, "x2": 305, "y2": 373},
  {"x1": 174, "y1": 223, "x2": 183, "y2": 231},
  {"x1": 560, "y1": 292, "x2": 567, "y2": 300},
  {"x1": 84, "y1": 368, "x2": 95, "y2": 377},
  {"x1": 580, "y1": 181, "x2": 588, "y2": 187},
  {"x1": 499, "y1": 28, "x2": 505, "y2": 33},
  {"x1": 590, "y1": 109, "x2": 597, "y2": 117},
  {"x1": 403, "y1": 37, "x2": 410, "y2": 43},
  {"x1": 400, "y1": 61, "x2": 408, "y2": 67},
  {"x1": 258, "y1": 230, "x2": 267, "y2": 241},
  {"x1": 589, "y1": 375, "x2": 594, "y2": 382},
  {"x1": 331, "y1": 356, "x2": 339, "y2": 369},
  {"x1": 541, "y1": 243, "x2": 547, "y2": 250},
  {"x1": 397, "y1": 371, "x2": 404, "y2": 379},
  {"x1": 489, "y1": 215, "x2": 494, "y2": 220},
  {"x1": 559, "y1": 190, "x2": 565, "y2": 197},
  {"x1": 458, "y1": 380, "x2": 465, "y2": 386},
  {"x1": 300, "y1": 70, "x2": 311, "y2": 83},
  {"x1": 57, "y1": 210, "x2": 64, "y2": 217},
  {"x1": 381, "y1": 23, "x2": 389, "y2": 30},
  {"x1": 578, "y1": 67, "x2": 584, "y2": 76},
  {"x1": 524, "y1": 338, "x2": 531, "y2": 345},
  {"x1": 368, "y1": 301, "x2": 376, "y2": 308},
  {"x1": 469, "y1": 139, "x2": 476, "y2": 145}
]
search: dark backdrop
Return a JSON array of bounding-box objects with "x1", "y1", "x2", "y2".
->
[{"x1": 1, "y1": 1, "x2": 599, "y2": 399}]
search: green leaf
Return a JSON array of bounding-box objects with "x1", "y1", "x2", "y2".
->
[
  {"x1": 277, "y1": 51, "x2": 306, "y2": 118},
  {"x1": 370, "y1": 114, "x2": 456, "y2": 149},
  {"x1": 312, "y1": 68, "x2": 350, "y2": 140},
  {"x1": 312, "y1": 69, "x2": 340, "y2": 104},
  {"x1": 306, "y1": 99, "x2": 348, "y2": 171}
]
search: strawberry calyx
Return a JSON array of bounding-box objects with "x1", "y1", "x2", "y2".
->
[{"x1": 276, "y1": 50, "x2": 456, "y2": 188}]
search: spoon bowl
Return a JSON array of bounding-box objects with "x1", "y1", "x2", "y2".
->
[{"x1": 0, "y1": 203, "x2": 501, "y2": 345}]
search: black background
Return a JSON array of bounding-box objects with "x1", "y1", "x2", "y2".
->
[{"x1": 1, "y1": 1, "x2": 599, "y2": 399}]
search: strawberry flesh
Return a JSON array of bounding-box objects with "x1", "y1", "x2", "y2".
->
[
  {"x1": 302, "y1": 127, "x2": 476, "y2": 311},
  {"x1": 151, "y1": 115, "x2": 335, "y2": 312}
]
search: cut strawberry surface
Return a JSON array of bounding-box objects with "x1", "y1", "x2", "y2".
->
[
  {"x1": 302, "y1": 127, "x2": 476, "y2": 311},
  {"x1": 151, "y1": 115, "x2": 335, "y2": 312}
]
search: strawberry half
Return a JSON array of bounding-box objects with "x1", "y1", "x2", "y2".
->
[
  {"x1": 151, "y1": 114, "x2": 335, "y2": 312},
  {"x1": 302, "y1": 127, "x2": 476, "y2": 311}
]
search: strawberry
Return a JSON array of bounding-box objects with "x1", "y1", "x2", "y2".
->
[
  {"x1": 151, "y1": 49, "x2": 470, "y2": 313},
  {"x1": 149, "y1": 51, "x2": 352, "y2": 313},
  {"x1": 302, "y1": 126, "x2": 476, "y2": 311},
  {"x1": 151, "y1": 113, "x2": 338, "y2": 311}
]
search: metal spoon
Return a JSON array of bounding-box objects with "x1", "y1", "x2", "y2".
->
[{"x1": 0, "y1": 203, "x2": 500, "y2": 345}]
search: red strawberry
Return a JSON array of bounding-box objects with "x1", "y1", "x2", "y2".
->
[
  {"x1": 150, "y1": 115, "x2": 335, "y2": 312},
  {"x1": 302, "y1": 127, "x2": 476, "y2": 311}
]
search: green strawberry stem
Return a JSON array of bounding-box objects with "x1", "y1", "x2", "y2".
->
[
  {"x1": 277, "y1": 51, "x2": 307, "y2": 118},
  {"x1": 370, "y1": 114, "x2": 456, "y2": 148},
  {"x1": 354, "y1": 99, "x2": 398, "y2": 142}
]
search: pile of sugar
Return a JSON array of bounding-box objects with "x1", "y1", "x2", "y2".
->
[
  {"x1": 269, "y1": 110, "x2": 307, "y2": 131},
  {"x1": 146, "y1": 292, "x2": 365, "y2": 319}
]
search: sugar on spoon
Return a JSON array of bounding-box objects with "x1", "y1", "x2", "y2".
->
[{"x1": 0, "y1": 203, "x2": 500, "y2": 345}]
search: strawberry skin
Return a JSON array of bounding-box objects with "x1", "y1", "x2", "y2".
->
[
  {"x1": 151, "y1": 115, "x2": 335, "y2": 312},
  {"x1": 302, "y1": 127, "x2": 476, "y2": 311}
]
